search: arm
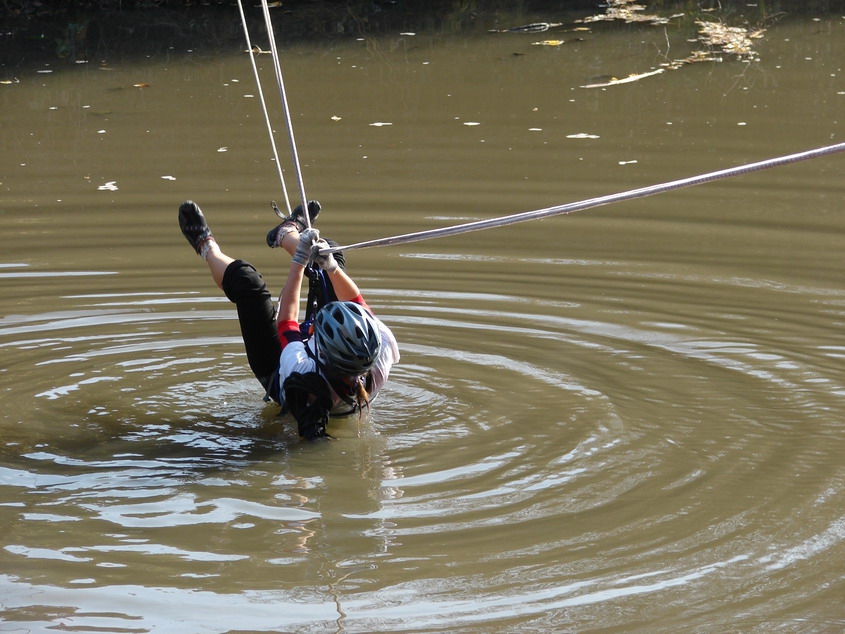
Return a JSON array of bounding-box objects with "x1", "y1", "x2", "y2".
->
[
  {"x1": 325, "y1": 266, "x2": 362, "y2": 302},
  {"x1": 278, "y1": 260, "x2": 306, "y2": 323},
  {"x1": 280, "y1": 229, "x2": 366, "y2": 315},
  {"x1": 310, "y1": 238, "x2": 368, "y2": 305},
  {"x1": 278, "y1": 228, "x2": 318, "y2": 324}
]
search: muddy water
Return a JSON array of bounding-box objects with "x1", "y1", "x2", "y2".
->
[{"x1": 1, "y1": 10, "x2": 844, "y2": 633}]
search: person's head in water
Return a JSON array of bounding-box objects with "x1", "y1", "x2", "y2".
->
[
  {"x1": 314, "y1": 301, "x2": 382, "y2": 377},
  {"x1": 283, "y1": 301, "x2": 382, "y2": 440}
]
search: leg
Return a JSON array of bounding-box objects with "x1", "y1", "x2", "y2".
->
[
  {"x1": 266, "y1": 200, "x2": 321, "y2": 256},
  {"x1": 205, "y1": 242, "x2": 235, "y2": 289},
  {"x1": 179, "y1": 201, "x2": 281, "y2": 396},
  {"x1": 221, "y1": 259, "x2": 281, "y2": 394},
  {"x1": 177, "y1": 200, "x2": 236, "y2": 289}
]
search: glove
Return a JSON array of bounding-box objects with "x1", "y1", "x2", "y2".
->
[
  {"x1": 311, "y1": 239, "x2": 338, "y2": 273},
  {"x1": 292, "y1": 228, "x2": 320, "y2": 267}
]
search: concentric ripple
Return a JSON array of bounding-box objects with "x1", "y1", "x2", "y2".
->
[{"x1": 3, "y1": 254, "x2": 843, "y2": 632}]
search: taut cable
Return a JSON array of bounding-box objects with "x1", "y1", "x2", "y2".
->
[
  {"x1": 259, "y1": 0, "x2": 311, "y2": 228},
  {"x1": 319, "y1": 142, "x2": 845, "y2": 255},
  {"x1": 235, "y1": 0, "x2": 291, "y2": 216}
]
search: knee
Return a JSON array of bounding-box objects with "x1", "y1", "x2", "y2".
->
[{"x1": 221, "y1": 260, "x2": 271, "y2": 303}]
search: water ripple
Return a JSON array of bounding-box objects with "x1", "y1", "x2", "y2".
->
[{"x1": 2, "y1": 256, "x2": 844, "y2": 631}]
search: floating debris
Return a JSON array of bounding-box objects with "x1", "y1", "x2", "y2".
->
[
  {"x1": 567, "y1": 133, "x2": 601, "y2": 139},
  {"x1": 694, "y1": 19, "x2": 765, "y2": 61},
  {"x1": 581, "y1": 68, "x2": 665, "y2": 88},
  {"x1": 532, "y1": 40, "x2": 566, "y2": 47},
  {"x1": 489, "y1": 22, "x2": 563, "y2": 34},
  {"x1": 578, "y1": 0, "x2": 677, "y2": 26},
  {"x1": 579, "y1": 4, "x2": 766, "y2": 88},
  {"x1": 369, "y1": 122, "x2": 393, "y2": 127},
  {"x1": 660, "y1": 20, "x2": 765, "y2": 70},
  {"x1": 660, "y1": 49, "x2": 723, "y2": 70}
]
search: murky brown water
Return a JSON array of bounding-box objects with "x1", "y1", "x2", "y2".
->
[{"x1": 1, "y1": 9, "x2": 844, "y2": 633}]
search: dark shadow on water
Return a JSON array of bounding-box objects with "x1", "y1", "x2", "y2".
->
[
  {"x1": 1, "y1": 410, "x2": 301, "y2": 477},
  {"x1": 2, "y1": 0, "x2": 844, "y2": 71}
]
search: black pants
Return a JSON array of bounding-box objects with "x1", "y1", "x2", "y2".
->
[{"x1": 221, "y1": 260, "x2": 280, "y2": 394}]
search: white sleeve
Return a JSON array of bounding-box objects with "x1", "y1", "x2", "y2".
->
[
  {"x1": 369, "y1": 320, "x2": 400, "y2": 399},
  {"x1": 279, "y1": 341, "x2": 317, "y2": 381}
]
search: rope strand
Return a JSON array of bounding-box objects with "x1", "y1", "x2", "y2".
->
[
  {"x1": 258, "y1": 0, "x2": 311, "y2": 227},
  {"x1": 319, "y1": 142, "x2": 845, "y2": 254},
  {"x1": 235, "y1": 0, "x2": 291, "y2": 215}
]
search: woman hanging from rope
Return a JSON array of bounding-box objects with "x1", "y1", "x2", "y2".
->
[{"x1": 178, "y1": 199, "x2": 400, "y2": 440}]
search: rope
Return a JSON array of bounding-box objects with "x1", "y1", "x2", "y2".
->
[
  {"x1": 235, "y1": 0, "x2": 291, "y2": 215},
  {"x1": 258, "y1": 0, "x2": 311, "y2": 227},
  {"x1": 319, "y1": 142, "x2": 845, "y2": 255}
]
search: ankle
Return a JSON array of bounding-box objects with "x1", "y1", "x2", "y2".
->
[{"x1": 198, "y1": 237, "x2": 218, "y2": 260}]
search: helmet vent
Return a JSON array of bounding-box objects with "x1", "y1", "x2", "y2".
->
[{"x1": 314, "y1": 301, "x2": 382, "y2": 374}]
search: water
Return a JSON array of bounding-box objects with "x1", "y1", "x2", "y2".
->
[{"x1": 1, "y1": 9, "x2": 844, "y2": 633}]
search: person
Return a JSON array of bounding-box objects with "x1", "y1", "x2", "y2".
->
[{"x1": 178, "y1": 199, "x2": 400, "y2": 440}]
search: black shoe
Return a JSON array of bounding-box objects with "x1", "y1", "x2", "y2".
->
[
  {"x1": 179, "y1": 200, "x2": 214, "y2": 254},
  {"x1": 266, "y1": 200, "x2": 321, "y2": 248}
]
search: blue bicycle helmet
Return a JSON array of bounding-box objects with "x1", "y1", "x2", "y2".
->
[{"x1": 314, "y1": 301, "x2": 382, "y2": 375}]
